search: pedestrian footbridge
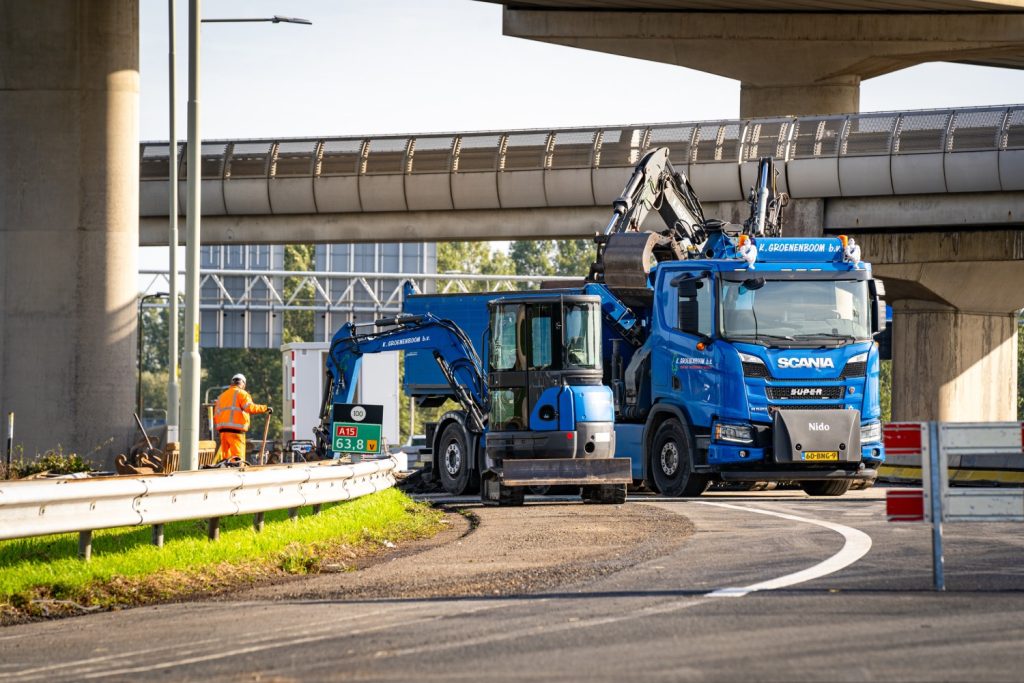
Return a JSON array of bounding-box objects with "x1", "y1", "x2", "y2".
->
[{"x1": 139, "y1": 104, "x2": 1023, "y2": 244}]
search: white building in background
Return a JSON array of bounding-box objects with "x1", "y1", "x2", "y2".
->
[{"x1": 198, "y1": 242, "x2": 436, "y2": 349}]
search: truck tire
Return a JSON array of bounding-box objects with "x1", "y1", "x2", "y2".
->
[
  {"x1": 437, "y1": 423, "x2": 477, "y2": 496},
  {"x1": 800, "y1": 480, "x2": 852, "y2": 497},
  {"x1": 650, "y1": 420, "x2": 709, "y2": 498}
]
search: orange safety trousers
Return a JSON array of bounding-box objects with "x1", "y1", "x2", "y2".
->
[{"x1": 218, "y1": 431, "x2": 247, "y2": 461}]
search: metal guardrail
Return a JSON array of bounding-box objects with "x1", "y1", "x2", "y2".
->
[
  {"x1": 0, "y1": 458, "x2": 397, "y2": 559},
  {"x1": 139, "y1": 104, "x2": 1024, "y2": 215}
]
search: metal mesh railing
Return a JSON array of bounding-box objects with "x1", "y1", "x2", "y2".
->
[{"x1": 140, "y1": 104, "x2": 1024, "y2": 185}]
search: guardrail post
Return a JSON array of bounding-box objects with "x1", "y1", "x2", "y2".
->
[
  {"x1": 78, "y1": 531, "x2": 92, "y2": 561},
  {"x1": 208, "y1": 517, "x2": 220, "y2": 541},
  {"x1": 312, "y1": 504, "x2": 321, "y2": 515},
  {"x1": 152, "y1": 524, "x2": 165, "y2": 548},
  {"x1": 288, "y1": 507, "x2": 298, "y2": 521},
  {"x1": 253, "y1": 512, "x2": 265, "y2": 532},
  {"x1": 927, "y1": 421, "x2": 945, "y2": 591}
]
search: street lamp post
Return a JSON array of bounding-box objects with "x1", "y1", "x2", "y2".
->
[
  {"x1": 179, "y1": 4, "x2": 312, "y2": 471},
  {"x1": 167, "y1": 0, "x2": 180, "y2": 443}
]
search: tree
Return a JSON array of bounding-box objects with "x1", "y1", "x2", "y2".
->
[
  {"x1": 282, "y1": 244, "x2": 316, "y2": 343},
  {"x1": 508, "y1": 239, "x2": 595, "y2": 278},
  {"x1": 436, "y1": 242, "x2": 513, "y2": 292}
]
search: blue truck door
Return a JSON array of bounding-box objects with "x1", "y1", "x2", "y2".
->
[{"x1": 653, "y1": 272, "x2": 721, "y2": 428}]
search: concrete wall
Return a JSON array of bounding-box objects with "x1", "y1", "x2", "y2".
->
[{"x1": 0, "y1": 1, "x2": 139, "y2": 464}]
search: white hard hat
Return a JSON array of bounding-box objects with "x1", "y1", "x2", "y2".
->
[{"x1": 231, "y1": 373, "x2": 246, "y2": 384}]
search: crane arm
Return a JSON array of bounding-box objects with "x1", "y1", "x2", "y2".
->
[
  {"x1": 602, "y1": 147, "x2": 708, "y2": 249},
  {"x1": 314, "y1": 314, "x2": 489, "y2": 456}
]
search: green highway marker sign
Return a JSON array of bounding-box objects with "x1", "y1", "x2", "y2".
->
[
  {"x1": 331, "y1": 403, "x2": 383, "y2": 455},
  {"x1": 332, "y1": 422, "x2": 382, "y2": 454}
]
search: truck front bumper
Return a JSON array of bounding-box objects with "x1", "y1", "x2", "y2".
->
[
  {"x1": 716, "y1": 465, "x2": 878, "y2": 483},
  {"x1": 498, "y1": 457, "x2": 633, "y2": 487}
]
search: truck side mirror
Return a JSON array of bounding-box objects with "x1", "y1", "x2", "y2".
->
[
  {"x1": 678, "y1": 279, "x2": 703, "y2": 336},
  {"x1": 870, "y1": 279, "x2": 886, "y2": 336},
  {"x1": 676, "y1": 279, "x2": 700, "y2": 298}
]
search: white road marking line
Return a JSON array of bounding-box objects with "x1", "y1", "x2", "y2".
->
[
  {"x1": 1, "y1": 603, "x2": 442, "y2": 681},
  {"x1": 351, "y1": 503, "x2": 875, "y2": 659},
  {"x1": 71, "y1": 601, "x2": 519, "y2": 680},
  {"x1": 696, "y1": 501, "x2": 873, "y2": 598}
]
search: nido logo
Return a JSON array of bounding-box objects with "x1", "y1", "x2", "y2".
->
[
  {"x1": 777, "y1": 357, "x2": 835, "y2": 370},
  {"x1": 808, "y1": 422, "x2": 830, "y2": 431}
]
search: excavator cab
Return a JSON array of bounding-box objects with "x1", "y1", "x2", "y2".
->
[{"x1": 482, "y1": 295, "x2": 630, "y2": 505}]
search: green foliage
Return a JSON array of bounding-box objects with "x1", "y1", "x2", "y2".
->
[
  {"x1": 508, "y1": 239, "x2": 594, "y2": 277},
  {"x1": 436, "y1": 242, "x2": 513, "y2": 292},
  {"x1": 201, "y1": 348, "x2": 283, "y2": 440},
  {"x1": 282, "y1": 244, "x2": 316, "y2": 343},
  {"x1": 0, "y1": 489, "x2": 443, "y2": 612},
  {"x1": 139, "y1": 302, "x2": 185, "y2": 374},
  {"x1": 879, "y1": 359, "x2": 892, "y2": 424},
  {"x1": 6, "y1": 446, "x2": 93, "y2": 479}
]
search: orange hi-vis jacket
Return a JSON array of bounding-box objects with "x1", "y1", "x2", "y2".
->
[{"x1": 213, "y1": 386, "x2": 268, "y2": 433}]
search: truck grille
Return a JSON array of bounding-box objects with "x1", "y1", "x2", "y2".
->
[
  {"x1": 841, "y1": 361, "x2": 866, "y2": 378},
  {"x1": 742, "y1": 362, "x2": 770, "y2": 378},
  {"x1": 767, "y1": 386, "x2": 846, "y2": 400},
  {"x1": 768, "y1": 404, "x2": 845, "y2": 413}
]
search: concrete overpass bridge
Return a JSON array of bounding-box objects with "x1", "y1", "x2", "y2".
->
[{"x1": 137, "y1": 105, "x2": 1024, "y2": 427}]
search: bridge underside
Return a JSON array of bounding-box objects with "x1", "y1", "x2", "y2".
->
[{"x1": 495, "y1": 2, "x2": 1024, "y2": 117}]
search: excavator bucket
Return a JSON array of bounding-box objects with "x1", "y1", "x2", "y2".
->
[
  {"x1": 596, "y1": 232, "x2": 682, "y2": 306},
  {"x1": 499, "y1": 457, "x2": 633, "y2": 487}
]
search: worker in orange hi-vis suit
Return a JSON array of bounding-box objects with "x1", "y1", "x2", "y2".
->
[{"x1": 213, "y1": 374, "x2": 271, "y2": 464}]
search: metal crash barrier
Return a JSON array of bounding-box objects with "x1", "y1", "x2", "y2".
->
[
  {"x1": 0, "y1": 458, "x2": 397, "y2": 560},
  {"x1": 883, "y1": 422, "x2": 1024, "y2": 591}
]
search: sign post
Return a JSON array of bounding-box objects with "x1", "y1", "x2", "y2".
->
[{"x1": 331, "y1": 404, "x2": 384, "y2": 460}]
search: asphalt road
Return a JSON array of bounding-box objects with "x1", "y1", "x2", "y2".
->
[{"x1": 1, "y1": 488, "x2": 1022, "y2": 682}]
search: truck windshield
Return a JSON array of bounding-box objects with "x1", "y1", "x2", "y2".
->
[
  {"x1": 720, "y1": 279, "x2": 870, "y2": 344},
  {"x1": 563, "y1": 302, "x2": 600, "y2": 369}
]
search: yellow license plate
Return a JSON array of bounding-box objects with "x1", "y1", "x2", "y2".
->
[{"x1": 802, "y1": 451, "x2": 839, "y2": 461}]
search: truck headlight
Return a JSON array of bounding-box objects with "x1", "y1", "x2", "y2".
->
[
  {"x1": 738, "y1": 351, "x2": 764, "y2": 365},
  {"x1": 860, "y1": 420, "x2": 881, "y2": 444},
  {"x1": 715, "y1": 422, "x2": 754, "y2": 444},
  {"x1": 848, "y1": 352, "x2": 868, "y2": 364}
]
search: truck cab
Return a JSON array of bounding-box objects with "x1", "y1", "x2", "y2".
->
[{"x1": 614, "y1": 236, "x2": 886, "y2": 496}]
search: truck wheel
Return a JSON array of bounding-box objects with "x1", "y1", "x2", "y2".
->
[
  {"x1": 650, "y1": 420, "x2": 708, "y2": 498},
  {"x1": 437, "y1": 423, "x2": 476, "y2": 495},
  {"x1": 800, "y1": 480, "x2": 852, "y2": 497}
]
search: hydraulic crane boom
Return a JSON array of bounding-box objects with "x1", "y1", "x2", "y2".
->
[
  {"x1": 588, "y1": 147, "x2": 711, "y2": 303},
  {"x1": 588, "y1": 147, "x2": 787, "y2": 304},
  {"x1": 314, "y1": 313, "x2": 489, "y2": 457}
]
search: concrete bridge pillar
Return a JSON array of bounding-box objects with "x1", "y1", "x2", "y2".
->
[
  {"x1": 0, "y1": 1, "x2": 139, "y2": 462},
  {"x1": 891, "y1": 303, "x2": 1018, "y2": 422},
  {"x1": 859, "y1": 231, "x2": 1024, "y2": 422}
]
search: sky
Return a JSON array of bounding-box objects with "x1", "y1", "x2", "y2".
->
[{"x1": 138, "y1": 0, "x2": 1024, "y2": 277}]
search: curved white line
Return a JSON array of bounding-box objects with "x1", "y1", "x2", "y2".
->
[{"x1": 696, "y1": 501, "x2": 873, "y2": 598}]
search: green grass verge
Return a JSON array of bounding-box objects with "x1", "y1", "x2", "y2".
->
[{"x1": 0, "y1": 487, "x2": 443, "y2": 621}]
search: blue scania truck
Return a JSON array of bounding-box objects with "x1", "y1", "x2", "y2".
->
[{"x1": 404, "y1": 151, "x2": 887, "y2": 497}]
